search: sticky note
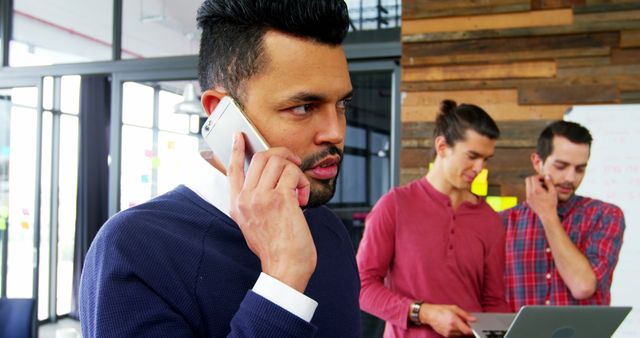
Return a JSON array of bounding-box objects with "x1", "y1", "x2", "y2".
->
[
  {"x1": 486, "y1": 196, "x2": 518, "y2": 212},
  {"x1": 141, "y1": 174, "x2": 149, "y2": 183},
  {"x1": 0, "y1": 205, "x2": 8, "y2": 218},
  {"x1": 152, "y1": 157, "x2": 161, "y2": 169},
  {"x1": 474, "y1": 169, "x2": 488, "y2": 183},
  {"x1": 22, "y1": 208, "x2": 30, "y2": 216},
  {"x1": 167, "y1": 141, "x2": 175, "y2": 150},
  {"x1": 0, "y1": 218, "x2": 6, "y2": 231},
  {"x1": 144, "y1": 149, "x2": 154, "y2": 158},
  {"x1": 1, "y1": 146, "x2": 9, "y2": 157},
  {"x1": 471, "y1": 182, "x2": 488, "y2": 196},
  {"x1": 21, "y1": 221, "x2": 29, "y2": 229}
]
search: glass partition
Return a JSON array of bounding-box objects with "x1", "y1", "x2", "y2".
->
[
  {"x1": 0, "y1": 86, "x2": 38, "y2": 299},
  {"x1": 11, "y1": 0, "x2": 113, "y2": 66}
]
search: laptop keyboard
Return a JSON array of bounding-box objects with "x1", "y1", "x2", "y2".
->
[{"x1": 482, "y1": 330, "x2": 507, "y2": 338}]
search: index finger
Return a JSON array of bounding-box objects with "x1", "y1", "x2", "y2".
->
[
  {"x1": 228, "y1": 133, "x2": 246, "y2": 202},
  {"x1": 456, "y1": 320, "x2": 473, "y2": 336},
  {"x1": 452, "y1": 306, "x2": 475, "y2": 322}
]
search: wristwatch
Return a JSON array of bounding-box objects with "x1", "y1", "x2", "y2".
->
[{"x1": 409, "y1": 300, "x2": 423, "y2": 326}]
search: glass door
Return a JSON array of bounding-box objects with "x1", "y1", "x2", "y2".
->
[{"x1": 0, "y1": 85, "x2": 40, "y2": 301}]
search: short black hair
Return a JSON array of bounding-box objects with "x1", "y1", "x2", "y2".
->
[
  {"x1": 196, "y1": 0, "x2": 350, "y2": 100},
  {"x1": 433, "y1": 99, "x2": 500, "y2": 147},
  {"x1": 536, "y1": 120, "x2": 592, "y2": 161}
]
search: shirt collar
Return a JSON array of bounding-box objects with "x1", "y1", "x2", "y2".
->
[
  {"x1": 557, "y1": 194, "x2": 582, "y2": 218},
  {"x1": 420, "y1": 177, "x2": 484, "y2": 209},
  {"x1": 183, "y1": 152, "x2": 231, "y2": 217}
]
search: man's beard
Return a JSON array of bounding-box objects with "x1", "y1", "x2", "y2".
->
[{"x1": 299, "y1": 145, "x2": 343, "y2": 208}]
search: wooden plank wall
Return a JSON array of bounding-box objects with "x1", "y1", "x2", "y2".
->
[{"x1": 401, "y1": 0, "x2": 640, "y2": 201}]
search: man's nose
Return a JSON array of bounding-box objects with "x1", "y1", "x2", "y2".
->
[
  {"x1": 564, "y1": 167, "x2": 578, "y2": 183},
  {"x1": 315, "y1": 108, "x2": 344, "y2": 145}
]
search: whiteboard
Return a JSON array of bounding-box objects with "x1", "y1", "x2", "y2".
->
[{"x1": 565, "y1": 104, "x2": 640, "y2": 338}]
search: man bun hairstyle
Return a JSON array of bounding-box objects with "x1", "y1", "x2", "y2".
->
[
  {"x1": 197, "y1": 0, "x2": 350, "y2": 100},
  {"x1": 536, "y1": 120, "x2": 593, "y2": 162},
  {"x1": 433, "y1": 99, "x2": 500, "y2": 147}
]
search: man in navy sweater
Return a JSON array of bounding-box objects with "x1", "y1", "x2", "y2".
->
[{"x1": 79, "y1": 1, "x2": 361, "y2": 337}]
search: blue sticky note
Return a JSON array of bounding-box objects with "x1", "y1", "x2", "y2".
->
[{"x1": 141, "y1": 175, "x2": 149, "y2": 183}]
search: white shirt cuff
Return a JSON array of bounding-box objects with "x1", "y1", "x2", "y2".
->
[{"x1": 252, "y1": 272, "x2": 318, "y2": 322}]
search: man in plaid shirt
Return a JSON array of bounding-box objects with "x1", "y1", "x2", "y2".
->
[{"x1": 500, "y1": 121, "x2": 625, "y2": 312}]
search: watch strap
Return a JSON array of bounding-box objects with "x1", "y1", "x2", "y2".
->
[{"x1": 409, "y1": 300, "x2": 423, "y2": 325}]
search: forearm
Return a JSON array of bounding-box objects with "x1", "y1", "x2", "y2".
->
[
  {"x1": 359, "y1": 274, "x2": 413, "y2": 328},
  {"x1": 540, "y1": 213, "x2": 597, "y2": 299}
]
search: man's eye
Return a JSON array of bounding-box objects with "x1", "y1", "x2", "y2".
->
[
  {"x1": 291, "y1": 104, "x2": 313, "y2": 115},
  {"x1": 337, "y1": 99, "x2": 351, "y2": 114}
]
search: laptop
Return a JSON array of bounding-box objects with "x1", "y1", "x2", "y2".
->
[{"x1": 471, "y1": 306, "x2": 631, "y2": 338}]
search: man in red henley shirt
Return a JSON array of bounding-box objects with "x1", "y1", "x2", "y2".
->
[{"x1": 357, "y1": 100, "x2": 509, "y2": 338}]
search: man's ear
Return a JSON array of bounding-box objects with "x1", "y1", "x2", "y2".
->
[
  {"x1": 201, "y1": 88, "x2": 227, "y2": 116},
  {"x1": 434, "y1": 135, "x2": 448, "y2": 157},
  {"x1": 531, "y1": 152, "x2": 543, "y2": 175}
]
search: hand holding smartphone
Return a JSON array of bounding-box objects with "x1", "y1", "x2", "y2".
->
[{"x1": 201, "y1": 96, "x2": 269, "y2": 174}]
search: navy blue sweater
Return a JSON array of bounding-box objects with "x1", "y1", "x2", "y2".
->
[{"x1": 79, "y1": 185, "x2": 361, "y2": 337}]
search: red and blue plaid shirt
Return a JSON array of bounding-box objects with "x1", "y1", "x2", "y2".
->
[{"x1": 500, "y1": 195, "x2": 625, "y2": 312}]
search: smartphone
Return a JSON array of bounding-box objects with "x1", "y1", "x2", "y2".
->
[{"x1": 201, "y1": 96, "x2": 269, "y2": 174}]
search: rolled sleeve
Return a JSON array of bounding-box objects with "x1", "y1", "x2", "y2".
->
[{"x1": 584, "y1": 206, "x2": 625, "y2": 287}]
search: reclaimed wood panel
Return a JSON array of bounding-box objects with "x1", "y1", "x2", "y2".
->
[
  {"x1": 403, "y1": 0, "x2": 529, "y2": 13},
  {"x1": 403, "y1": 61, "x2": 556, "y2": 82},
  {"x1": 404, "y1": 3, "x2": 531, "y2": 20},
  {"x1": 403, "y1": 32, "x2": 618, "y2": 57},
  {"x1": 403, "y1": 89, "x2": 518, "y2": 107},
  {"x1": 402, "y1": 102, "x2": 567, "y2": 122},
  {"x1": 611, "y1": 48, "x2": 640, "y2": 64},
  {"x1": 556, "y1": 55, "x2": 610, "y2": 67},
  {"x1": 621, "y1": 29, "x2": 640, "y2": 47},
  {"x1": 400, "y1": 148, "x2": 431, "y2": 168},
  {"x1": 400, "y1": 168, "x2": 428, "y2": 185},
  {"x1": 621, "y1": 91, "x2": 640, "y2": 103},
  {"x1": 402, "y1": 47, "x2": 610, "y2": 67},
  {"x1": 518, "y1": 84, "x2": 619, "y2": 104},
  {"x1": 400, "y1": 72, "x2": 640, "y2": 91},
  {"x1": 402, "y1": 121, "x2": 552, "y2": 148},
  {"x1": 557, "y1": 64, "x2": 640, "y2": 90},
  {"x1": 489, "y1": 148, "x2": 536, "y2": 172},
  {"x1": 399, "y1": 2, "x2": 639, "y2": 202},
  {"x1": 402, "y1": 9, "x2": 573, "y2": 35},
  {"x1": 532, "y1": 0, "x2": 586, "y2": 9},
  {"x1": 402, "y1": 11, "x2": 636, "y2": 43}
]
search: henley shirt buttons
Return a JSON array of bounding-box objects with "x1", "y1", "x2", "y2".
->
[
  {"x1": 545, "y1": 247, "x2": 551, "y2": 253},
  {"x1": 546, "y1": 273, "x2": 552, "y2": 279},
  {"x1": 545, "y1": 300, "x2": 551, "y2": 305}
]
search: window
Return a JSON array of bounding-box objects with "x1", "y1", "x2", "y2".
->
[
  {"x1": 329, "y1": 70, "x2": 392, "y2": 208},
  {"x1": 0, "y1": 87, "x2": 38, "y2": 299},
  {"x1": 11, "y1": 0, "x2": 113, "y2": 66},
  {"x1": 120, "y1": 81, "x2": 200, "y2": 210},
  {"x1": 122, "y1": 0, "x2": 201, "y2": 59}
]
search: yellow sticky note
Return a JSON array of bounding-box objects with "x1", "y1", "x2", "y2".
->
[
  {"x1": 471, "y1": 181, "x2": 488, "y2": 196},
  {"x1": 152, "y1": 157, "x2": 161, "y2": 169},
  {"x1": 0, "y1": 218, "x2": 6, "y2": 231},
  {"x1": 474, "y1": 169, "x2": 488, "y2": 183},
  {"x1": 0, "y1": 205, "x2": 8, "y2": 218},
  {"x1": 21, "y1": 221, "x2": 29, "y2": 229},
  {"x1": 167, "y1": 141, "x2": 175, "y2": 150},
  {"x1": 486, "y1": 196, "x2": 518, "y2": 212}
]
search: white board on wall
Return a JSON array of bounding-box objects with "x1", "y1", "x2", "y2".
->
[{"x1": 565, "y1": 104, "x2": 640, "y2": 338}]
